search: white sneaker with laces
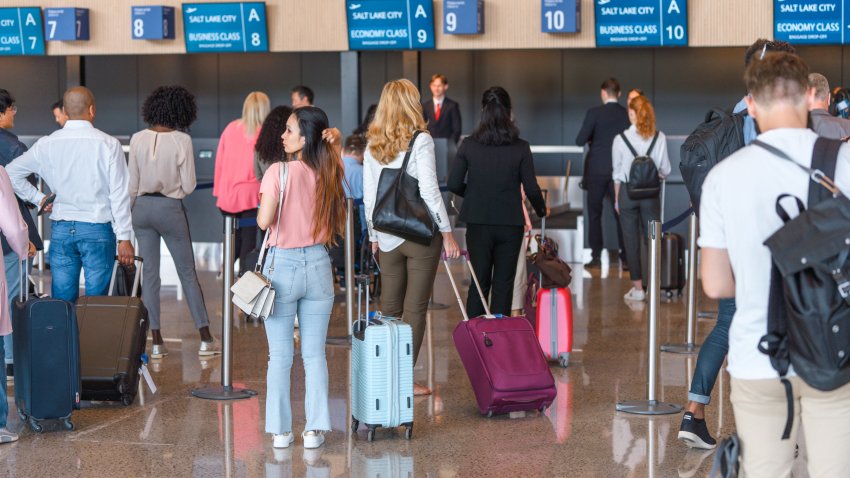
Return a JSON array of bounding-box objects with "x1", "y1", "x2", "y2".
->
[
  {"x1": 302, "y1": 430, "x2": 325, "y2": 449},
  {"x1": 273, "y1": 432, "x2": 294, "y2": 449},
  {"x1": 624, "y1": 287, "x2": 646, "y2": 302}
]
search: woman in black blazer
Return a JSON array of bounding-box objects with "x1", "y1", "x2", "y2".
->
[{"x1": 448, "y1": 87, "x2": 547, "y2": 317}]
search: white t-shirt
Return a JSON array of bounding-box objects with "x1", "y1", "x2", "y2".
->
[
  {"x1": 611, "y1": 125, "x2": 672, "y2": 184},
  {"x1": 699, "y1": 128, "x2": 850, "y2": 380}
]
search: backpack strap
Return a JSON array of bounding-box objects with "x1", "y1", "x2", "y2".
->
[
  {"x1": 646, "y1": 131, "x2": 660, "y2": 156},
  {"x1": 809, "y1": 137, "x2": 843, "y2": 206},
  {"x1": 620, "y1": 133, "x2": 639, "y2": 158},
  {"x1": 752, "y1": 139, "x2": 842, "y2": 200}
]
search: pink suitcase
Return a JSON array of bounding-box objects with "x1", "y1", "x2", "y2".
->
[
  {"x1": 535, "y1": 287, "x2": 573, "y2": 368},
  {"x1": 446, "y1": 252, "x2": 556, "y2": 417}
]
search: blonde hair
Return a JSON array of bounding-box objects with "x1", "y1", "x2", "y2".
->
[
  {"x1": 241, "y1": 91, "x2": 270, "y2": 136},
  {"x1": 629, "y1": 95, "x2": 656, "y2": 139},
  {"x1": 367, "y1": 79, "x2": 428, "y2": 164}
]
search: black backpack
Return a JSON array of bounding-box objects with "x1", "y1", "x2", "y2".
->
[
  {"x1": 680, "y1": 108, "x2": 748, "y2": 208},
  {"x1": 622, "y1": 132, "x2": 660, "y2": 200},
  {"x1": 754, "y1": 137, "x2": 850, "y2": 439}
]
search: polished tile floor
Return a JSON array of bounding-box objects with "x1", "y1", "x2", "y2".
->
[{"x1": 4, "y1": 258, "x2": 740, "y2": 477}]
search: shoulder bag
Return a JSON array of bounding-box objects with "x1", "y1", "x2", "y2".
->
[
  {"x1": 372, "y1": 131, "x2": 438, "y2": 245},
  {"x1": 231, "y1": 162, "x2": 288, "y2": 320}
]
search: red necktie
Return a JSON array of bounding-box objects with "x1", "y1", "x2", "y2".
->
[{"x1": 435, "y1": 103, "x2": 441, "y2": 121}]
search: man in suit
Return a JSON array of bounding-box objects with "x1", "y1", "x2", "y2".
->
[
  {"x1": 576, "y1": 78, "x2": 630, "y2": 269},
  {"x1": 423, "y1": 74, "x2": 462, "y2": 144},
  {"x1": 808, "y1": 73, "x2": 850, "y2": 139}
]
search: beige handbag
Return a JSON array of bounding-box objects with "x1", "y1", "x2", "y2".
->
[{"x1": 231, "y1": 162, "x2": 288, "y2": 319}]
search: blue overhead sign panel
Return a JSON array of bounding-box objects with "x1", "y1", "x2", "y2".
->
[
  {"x1": 0, "y1": 8, "x2": 45, "y2": 55},
  {"x1": 541, "y1": 0, "x2": 581, "y2": 33},
  {"x1": 44, "y1": 8, "x2": 90, "y2": 41},
  {"x1": 444, "y1": 0, "x2": 484, "y2": 35},
  {"x1": 132, "y1": 6, "x2": 176, "y2": 40},
  {"x1": 595, "y1": 0, "x2": 687, "y2": 47},
  {"x1": 346, "y1": 0, "x2": 435, "y2": 50},
  {"x1": 774, "y1": 0, "x2": 847, "y2": 44},
  {"x1": 182, "y1": 2, "x2": 268, "y2": 53}
]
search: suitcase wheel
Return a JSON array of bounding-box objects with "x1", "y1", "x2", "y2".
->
[
  {"x1": 486, "y1": 411, "x2": 494, "y2": 418},
  {"x1": 558, "y1": 352, "x2": 570, "y2": 368},
  {"x1": 539, "y1": 405, "x2": 548, "y2": 413},
  {"x1": 351, "y1": 417, "x2": 359, "y2": 434},
  {"x1": 121, "y1": 395, "x2": 133, "y2": 406},
  {"x1": 666, "y1": 290, "x2": 674, "y2": 299},
  {"x1": 29, "y1": 419, "x2": 42, "y2": 433},
  {"x1": 62, "y1": 419, "x2": 74, "y2": 431},
  {"x1": 404, "y1": 425, "x2": 413, "y2": 440},
  {"x1": 366, "y1": 426, "x2": 377, "y2": 442}
]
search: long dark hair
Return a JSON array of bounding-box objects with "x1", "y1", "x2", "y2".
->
[
  {"x1": 353, "y1": 104, "x2": 377, "y2": 135},
  {"x1": 470, "y1": 86, "x2": 519, "y2": 146},
  {"x1": 292, "y1": 106, "x2": 346, "y2": 245},
  {"x1": 255, "y1": 105, "x2": 292, "y2": 164}
]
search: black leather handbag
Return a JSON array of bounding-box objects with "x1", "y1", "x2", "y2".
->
[{"x1": 372, "y1": 131, "x2": 438, "y2": 246}]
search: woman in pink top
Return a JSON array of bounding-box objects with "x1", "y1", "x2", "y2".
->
[
  {"x1": 214, "y1": 91, "x2": 270, "y2": 273},
  {"x1": 0, "y1": 165, "x2": 29, "y2": 443},
  {"x1": 256, "y1": 107, "x2": 346, "y2": 450}
]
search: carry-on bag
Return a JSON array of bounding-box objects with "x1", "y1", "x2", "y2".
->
[
  {"x1": 533, "y1": 217, "x2": 573, "y2": 368},
  {"x1": 447, "y1": 252, "x2": 556, "y2": 417},
  {"x1": 76, "y1": 256, "x2": 149, "y2": 405},
  {"x1": 12, "y1": 259, "x2": 80, "y2": 432},
  {"x1": 642, "y1": 181, "x2": 685, "y2": 297},
  {"x1": 351, "y1": 274, "x2": 414, "y2": 441}
]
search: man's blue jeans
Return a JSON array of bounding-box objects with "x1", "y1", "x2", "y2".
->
[
  {"x1": 49, "y1": 221, "x2": 116, "y2": 302},
  {"x1": 688, "y1": 298, "x2": 735, "y2": 405}
]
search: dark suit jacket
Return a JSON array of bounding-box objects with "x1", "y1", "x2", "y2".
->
[
  {"x1": 448, "y1": 137, "x2": 547, "y2": 226},
  {"x1": 0, "y1": 128, "x2": 43, "y2": 254},
  {"x1": 575, "y1": 102, "x2": 631, "y2": 180},
  {"x1": 423, "y1": 97, "x2": 462, "y2": 144}
]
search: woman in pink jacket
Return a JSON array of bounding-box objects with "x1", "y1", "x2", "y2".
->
[
  {"x1": 0, "y1": 165, "x2": 29, "y2": 444},
  {"x1": 214, "y1": 91, "x2": 270, "y2": 273}
]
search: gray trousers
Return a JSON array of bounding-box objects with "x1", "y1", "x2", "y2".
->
[
  {"x1": 617, "y1": 191, "x2": 660, "y2": 284},
  {"x1": 132, "y1": 196, "x2": 210, "y2": 330}
]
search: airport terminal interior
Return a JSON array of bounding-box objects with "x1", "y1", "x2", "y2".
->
[{"x1": 0, "y1": 0, "x2": 847, "y2": 477}]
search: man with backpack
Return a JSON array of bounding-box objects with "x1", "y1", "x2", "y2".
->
[
  {"x1": 699, "y1": 51, "x2": 850, "y2": 477},
  {"x1": 677, "y1": 39, "x2": 796, "y2": 451}
]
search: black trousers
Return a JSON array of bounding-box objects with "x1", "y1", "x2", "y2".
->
[
  {"x1": 617, "y1": 192, "x2": 660, "y2": 283},
  {"x1": 465, "y1": 224, "x2": 524, "y2": 317},
  {"x1": 585, "y1": 177, "x2": 625, "y2": 260},
  {"x1": 220, "y1": 208, "x2": 258, "y2": 274}
]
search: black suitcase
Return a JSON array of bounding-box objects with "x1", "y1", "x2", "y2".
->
[
  {"x1": 12, "y1": 260, "x2": 80, "y2": 432},
  {"x1": 76, "y1": 257, "x2": 149, "y2": 405},
  {"x1": 660, "y1": 232, "x2": 685, "y2": 297}
]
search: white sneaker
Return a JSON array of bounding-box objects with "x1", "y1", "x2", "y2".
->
[
  {"x1": 624, "y1": 287, "x2": 646, "y2": 302},
  {"x1": 273, "y1": 432, "x2": 294, "y2": 449},
  {"x1": 198, "y1": 338, "x2": 222, "y2": 356},
  {"x1": 0, "y1": 428, "x2": 18, "y2": 443},
  {"x1": 302, "y1": 430, "x2": 325, "y2": 449}
]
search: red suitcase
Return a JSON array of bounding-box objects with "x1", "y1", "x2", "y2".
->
[
  {"x1": 446, "y1": 252, "x2": 556, "y2": 417},
  {"x1": 535, "y1": 287, "x2": 573, "y2": 368}
]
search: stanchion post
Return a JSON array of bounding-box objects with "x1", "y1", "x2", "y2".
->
[
  {"x1": 662, "y1": 212, "x2": 700, "y2": 354},
  {"x1": 616, "y1": 220, "x2": 682, "y2": 415},
  {"x1": 192, "y1": 216, "x2": 257, "y2": 400}
]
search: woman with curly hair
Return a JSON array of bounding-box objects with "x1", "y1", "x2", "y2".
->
[
  {"x1": 254, "y1": 105, "x2": 292, "y2": 181},
  {"x1": 129, "y1": 85, "x2": 219, "y2": 358},
  {"x1": 611, "y1": 94, "x2": 671, "y2": 302}
]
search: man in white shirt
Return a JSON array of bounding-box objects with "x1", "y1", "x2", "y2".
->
[
  {"x1": 700, "y1": 53, "x2": 850, "y2": 477},
  {"x1": 7, "y1": 87, "x2": 135, "y2": 302}
]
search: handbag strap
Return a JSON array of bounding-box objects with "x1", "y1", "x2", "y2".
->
[
  {"x1": 256, "y1": 161, "x2": 289, "y2": 273},
  {"x1": 397, "y1": 131, "x2": 423, "y2": 180}
]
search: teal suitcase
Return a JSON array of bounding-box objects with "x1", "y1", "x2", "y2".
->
[{"x1": 350, "y1": 276, "x2": 414, "y2": 441}]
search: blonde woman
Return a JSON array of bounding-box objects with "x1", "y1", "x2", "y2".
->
[
  {"x1": 611, "y1": 95, "x2": 671, "y2": 301},
  {"x1": 214, "y1": 91, "x2": 271, "y2": 272},
  {"x1": 363, "y1": 79, "x2": 460, "y2": 396}
]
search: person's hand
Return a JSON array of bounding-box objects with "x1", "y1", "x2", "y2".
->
[
  {"x1": 524, "y1": 223, "x2": 532, "y2": 233},
  {"x1": 40, "y1": 196, "x2": 53, "y2": 214},
  {"x1": 27, "y1": 242, "x2": 36, "y2": 259},
  {"x1": 442, "y1": 233, "x2": 460, "y2": 259},
  {"x1": 117, "y1": 240, "x2": 135, "y2": 266},
  {"x1": 322, "y1": 128, "x2": 342, "y2": 146},
  {"x1": 371, "y1": 241, "x2": 379, "y2": 255}
]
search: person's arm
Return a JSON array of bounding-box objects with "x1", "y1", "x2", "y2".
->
[
  {"x1": 213, "y1": 125, "x2": 227, "y2": 198},
  {"x1": 446, "y1": 142, "x2": 468, "y2": 197},
  {"x1": 701, "y1": 248, "x2": 735, "y2": 298},
  {"x1": 127, "y1": 136, "x2": 140, "y2": 202},
  {"x1": 0, "y1": 169, "x2": 29, "y2": 260},
  {"x1": 575, "y1": 109, "x2": 595, "y2": 146},
  {"x1": 256, "y1": 163, "x2": 280, "y2": 230},
  {"x1": 363, "y1": 153, "x2": 378, "y2": 244},
  {"x1": 106, "y1": 139, "x2": 136, "y2": 265},
  {"x1": 611, "y1": 135, "x2": 626, "y2": 185},
  {"x1": 180, "y1": 135, "x2": 197, "y2": 195},
  {"x1": 413, "y1": 134, "x2": 452, "y2": 233},
  {"x1": 656, "y1": 133, "x2": 671, "y2": 178},
  {"x1": 697, "y1": 170, "x2": 733, "y2": 298},
  {"x1": 5, "y1": 143, "x2": 45, "y2": 207},
  {"x1": 451, "y1": 102, "x2": 462, "y2": 144},
  {"x1": 519, "y1": 143, "x2": 547, "y2": 217}
]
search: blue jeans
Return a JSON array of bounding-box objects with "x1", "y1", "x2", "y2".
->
[
  {"x1": 49, "y1": 221, "x2": 116, "y2": 303},
  {"x1": 3, "y1": 253, "x2": 20, "y2": 364},
  {"x1": 262, "y1": 245, "x2": 334, "y2": 435},
  {"x1": 688, "y1": 298, "x2": 735, "y2": 405}
]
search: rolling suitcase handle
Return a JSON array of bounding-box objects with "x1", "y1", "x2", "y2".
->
[
  {"x1": 108, "y1": 255, "x2": 144, "y2": 297},
  {"x1": 19, "y1": 257, "x2": 29, "y2": 302},
  {"x1": 441, "y1": 250, "x2": 492, "y2": 321}
]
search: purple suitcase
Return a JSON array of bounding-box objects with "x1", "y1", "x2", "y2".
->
[{"x1": 445, "y1": 252, "x2": 556, "y2": 417}]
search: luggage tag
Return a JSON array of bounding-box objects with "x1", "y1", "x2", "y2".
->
[{"x1": 139, "y1": 353, "x2": 158, "y2": 395}]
